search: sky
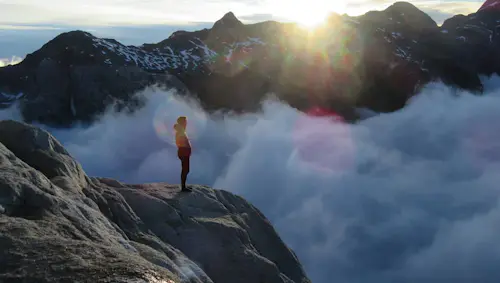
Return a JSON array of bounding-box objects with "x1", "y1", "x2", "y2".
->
[
  {"x1": 0, "y1": 0, "x2": 485, "y2": 63},
  {"x1": 0, "y1": 0, "x2": 484, "y2": 26}
]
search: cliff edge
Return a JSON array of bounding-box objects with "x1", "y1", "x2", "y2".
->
[{"x1": 0, "y1": 120, "x2": 310, "y2": 283}]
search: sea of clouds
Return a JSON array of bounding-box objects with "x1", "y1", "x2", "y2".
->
[
  {"x1": 0, "y1": 56, "x2": 23, "y2": 67},
  {"x1": 3, "y1": 77, "x2": 500, "y2": 283}
]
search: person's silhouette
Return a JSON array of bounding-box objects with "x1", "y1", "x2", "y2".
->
[{"x1": 174, "y1": 116, "x2": 192, "y2": 192}]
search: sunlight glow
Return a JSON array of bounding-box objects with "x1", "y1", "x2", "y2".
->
[
  {"x1": 275, "y1": 0, "x2": 347, "y2": 28},
  {"x1": 0, "y1": 56, "x2": 23, "y2": 67},
  {"x1": 0, "y1": 0, "x2": 485, "y2": 27}
]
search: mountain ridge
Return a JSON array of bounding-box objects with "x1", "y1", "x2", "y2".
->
[{"x1": 0, "y1": 1, "x2": 498, "y2": 126}]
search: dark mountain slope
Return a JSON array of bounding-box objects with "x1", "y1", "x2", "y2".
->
[{"x1": 0, "y1": 1, "x2": 498, "y2": 126}]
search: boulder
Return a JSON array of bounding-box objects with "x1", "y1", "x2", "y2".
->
[{"x1": 0, "y1": 120, "x2": 310, "y2": 283}]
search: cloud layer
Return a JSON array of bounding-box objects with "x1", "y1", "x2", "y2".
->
[
  {"x1": 3, "y1": 77, "x2": 500, "y2": 282},
  {"x1": 0, "y1": 0, "x2": 268, "y2": 26},
  {"x1": 0, "y1": 56, "x2": 23, "y2": 67},
  {"x1": 0, "y1": 0, "x2": 482, "y2": 27}
]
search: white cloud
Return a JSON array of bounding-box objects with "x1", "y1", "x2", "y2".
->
[
  {"x1": 414, "y1": 0, "x2": 482, "y2": 15},
  {"x1": 0, "y1": 56, "x2": 23, "y2": 67},
  {"x1": 0, "y1": 0, "x2": 484, "y2": 26},
  {"x1": 0, "y1": 0, "x2": 263, "y2": 25},
  {"x1": 0, "y1": 24, "x2": 62, "y2": 30},
  {"x1": 3, "y1": 76, "x2": 500, "y2": 282}
]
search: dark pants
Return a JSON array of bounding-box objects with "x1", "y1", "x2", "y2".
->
[{"x1": 178, "y1": 147, "x2": 191, "y2": 188}]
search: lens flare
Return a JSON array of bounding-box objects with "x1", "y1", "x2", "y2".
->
[
  {"x1": 153, "y1": 95, "x2": 207, "y2": 145},
  {"x1": 292, "y1": 106, "x2": 355, "y2": 175}
]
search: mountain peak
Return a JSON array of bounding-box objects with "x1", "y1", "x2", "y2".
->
[
  {"x1": 478, "y1": 0, "x2": 500, "y2": 12},
  {"x1": 385, "y1": 1, "x2": 430, "y2": 17},
  {"x1": 213, "y1": 11, "x2": 243, "y2": 29},
  {"x1": 383, "y1": 1, "x2": 437, "y2": 30},
  {"x1": 387, "y1": 1, "x2": 419, "y2": 10}
]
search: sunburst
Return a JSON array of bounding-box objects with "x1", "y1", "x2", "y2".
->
[{"x1": 277, "y1": 0, "x2": 347, "y2": 28}]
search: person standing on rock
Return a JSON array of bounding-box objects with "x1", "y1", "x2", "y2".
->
[{"x1": 174, "y1": 116, "x2": 192, "y2": 192}]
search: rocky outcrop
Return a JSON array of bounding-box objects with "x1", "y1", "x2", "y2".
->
[
  {"x1": 1, "y1": 1, "x2": 500, "y2": 125},
  {"x1": 479, "y1": 0, "x2": 500, "y2": 12},
  {"x1": 0, "y1": 120, "x2": 310, "y2": 283},
  {"x1": 212, "y1": 12, "x2": 244, "y2": 30}
]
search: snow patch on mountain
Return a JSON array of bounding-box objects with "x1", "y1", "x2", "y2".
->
[
  {"x1": 0, "y1": 92, "x2": 23, "y2": 102},
  {"x1": 89, "y1": 33, "x2": 267, "y2": 73}
]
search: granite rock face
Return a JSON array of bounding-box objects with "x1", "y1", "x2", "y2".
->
[{"x1": 0, "y1": 120, "x2": 310, "y2": 283}]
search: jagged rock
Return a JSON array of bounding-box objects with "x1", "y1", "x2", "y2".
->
[
  {"x1": 479, "y1": 0, "x2": 500, "y2": 12},
  {"x1": 0, "y1": 120, "x2": 89, "y2": 189},
  {"x1": 0, "y1": 120, "x2": 310, "y2": 283},
  {"x1": 213, "y1": 12, "x2": 244, "y2": 30}
]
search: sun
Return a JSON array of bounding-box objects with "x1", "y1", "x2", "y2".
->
[
  {"x1": 295, "y1": 11, "x2": 329, "y2": 28},
  {"x1": 279, "y1": 0, "x2": 347, "y2": 28}
]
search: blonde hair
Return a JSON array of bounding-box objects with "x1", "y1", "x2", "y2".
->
[{"x1": 174, "y1": 116, "x2": 187, "y2": 132}]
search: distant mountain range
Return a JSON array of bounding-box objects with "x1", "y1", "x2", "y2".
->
[{"x1": 1, "y1": 1, "x2": 500, "y2": 126}]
